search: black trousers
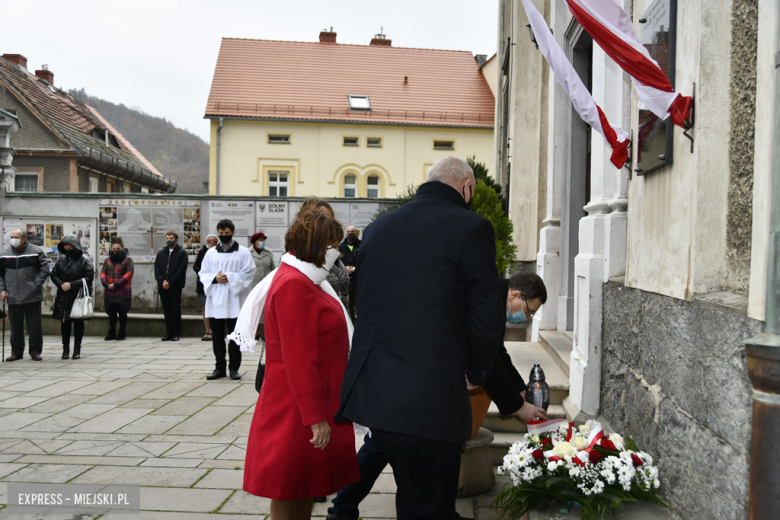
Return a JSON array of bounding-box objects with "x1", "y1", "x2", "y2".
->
[
  {"x1": 159, "y1": 286, "x2": 182, "y2": 336},
  {"x1": 61, "y1": 320, "x2": 85, "y2": 348},
  {"x1": 348, "y1": 280, "x2": 357, "y2": 323},
  {"x1": 210, "y1": 317, "x2": 241, "y2": 373},
  {"x1": 107, "y1": 303, "x2": 128, "y2": 333},
  {"x1": 331, "y1": 433, "x2": 387, "y2": 520},
  {"x1": 8, "y1": 301, "x2": 43, "y2": 357},
  {"x1": 371, "y1": 429, "x2": 461, "y2": 520}
]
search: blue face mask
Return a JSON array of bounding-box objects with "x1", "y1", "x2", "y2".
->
[
  {"x1": 255, "y1": 241, "x2": 265, "y2": 249},
  {"x1": 507, "y1": 310, "x2": 527, "y2": 324}
]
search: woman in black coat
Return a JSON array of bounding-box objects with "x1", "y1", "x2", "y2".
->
[{"x1": 51, "y1": 235, "x2": 94, "y2": 360}]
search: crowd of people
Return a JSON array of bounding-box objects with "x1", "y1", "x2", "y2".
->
[{"x1": 0, "y1": 155, "x2": 549, "y2": 520}]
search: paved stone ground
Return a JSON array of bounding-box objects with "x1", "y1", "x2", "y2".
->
[{"x1": 0, "y1": 336, "x2": 675, "y2": 520}]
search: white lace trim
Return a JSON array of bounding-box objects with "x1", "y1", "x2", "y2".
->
[{"x1": 227, "y1": 330, "x2": 258, "y2": 354}]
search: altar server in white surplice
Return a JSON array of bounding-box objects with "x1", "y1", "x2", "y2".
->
[{"x1": 199, "y1": 219, "x2": 256, "y2": 381}]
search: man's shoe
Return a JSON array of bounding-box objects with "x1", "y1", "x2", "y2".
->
[
  {"x1": 31, "y1": 355, "x2": 42, "y2": 361},
  {"x1": 171, "y1": 336, "x2": 180, "y2": 342},
  {"x1": 313, "y1": 496, "x2": 326, "y2": 503},
  {"x1": 230, "y1": 371, "x2": 241, "y2": 380},
  {"x1": 326, "y1": 514, "x2": 343, "y2": 520},
  {"x1": 105, "y1": 331, "x2": 116, "y2": 341},
  {"x1": 206, "y1": 370, "x2": 227, "y2": 380},
  {"x1": 5, "y1": 355, "x2": 21, "y2": 362},
  {"x1": 161, "y1": 335, "x2": 172, "y2": 341},
  {"x1": 117, "y1": 330, "x2": 126, "y2": 340}
]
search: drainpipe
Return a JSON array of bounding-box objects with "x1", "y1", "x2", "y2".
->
[
  {"x1": 216, "y1": 117, "x2": 224, "y2": 195},
  {"x1": 744, "y1": 8, "x2": 780, "y2": 518}
]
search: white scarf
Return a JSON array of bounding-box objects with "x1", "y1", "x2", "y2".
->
[{"x1": 226, "y1": 253, "x2": 354, "y2": 355}]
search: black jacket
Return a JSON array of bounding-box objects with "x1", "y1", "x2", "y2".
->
[
  {"x1": 483, "y1": 278, "x2": 527, "y2": 415},
  {"x1": 51, "y1": 235, "x2": 94, "y2": 321},
  {"x1": 193, "y1": 245, "x2": 208, "y2": 296},
  {"x1": 154, "y1": 244, "x2": 188, "y2": 289},
  {"x1": 0, "y1": 241, "x2": 49, "y2": 305},
  {"x1": 338, "y1": 237, "x2": 361, "y2": 270},
  {"x1": 336, "y1": 181, "x2": 504, "y2": 444}
]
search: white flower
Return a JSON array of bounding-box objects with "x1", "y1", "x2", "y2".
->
[
  {"x1": 610, "y1": 433, "x2": 624, "y2": 446},
  {"x1": 547, "y1": 460, "x2": 561, "y2": 472},
  {"x1": 579, "y1": 424, "x2": 591, "y2": 436},
  {"x1": 560, "y1": 424, "x2": 569, "y2": 432},
  {"x1": 605, "y1": 456, "x2": 621, "y2": 468},
  {"x1": 552, "y1": 442, "x2": 577, "y2": 458},
  {"x1": 497, "y1": 466, "x2": 505, "y2": 475},
  {"x1": 530, "y1": 434, "x2": 541, "y2": 444},
  {"x1": 572, "y1": 436, "x2": 589, "y2": 451},
  {"x1": 592, "y1": 480, "x2": 605, "y2": 494},
  {"x1": 653, "y1": 479, "x2": 660, "y2": 489},
  {"x1": 576, "y1": 451, "x2": 591, "y2": 464}
]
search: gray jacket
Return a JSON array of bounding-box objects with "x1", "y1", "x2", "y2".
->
[
  {"x1": 250, "y1": 247, "x2": 275, "y2": 288},
  {"x1": 0, "y1": 241, "x2": 50, "y2": 305}
]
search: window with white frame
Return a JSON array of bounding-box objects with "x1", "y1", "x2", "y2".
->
[
  {"x1": 343, "y1": 136, "x2": 359, "y2": 147},
  {"x1": 13, "y1": 173, "x2": 39, "y2": 192},
  {"x1": 122, "y1": 184, "x2": 131, "y2": 193},
  {"x1": 268, "y1": 134, "x2": 291, "y2": 144},
  {"x1": 366, "y1": 175, "x2": 380, "y2": 198},
  {"x1": 344, "y1": 174, "x2": 357, "y2": 198},
  {"x1": 89, "y1": 177, "x2": 99, "y2": 193},
  {"x1": 367, "y1": 137, "x2": 382, "y2": 147},
  {"x1": 348, "y1": 95, "x2": 371, "y2": 111},
  {"x1": 268, "y1": 171, "x2": 289, "y2": 196},
  {"x1": 141, "y1": 186, "x2": 149, "y2": 194}
]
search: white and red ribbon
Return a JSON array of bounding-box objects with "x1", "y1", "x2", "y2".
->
[
  {"x1": 565, "y1": 0, "x2": 693, "y2": 127},
  {"x1": 520, "y1": 0, "x2": 630, "y2": 169},
  {"x1": 527, "y1": 418, "x2": 570, "y2": 435}
]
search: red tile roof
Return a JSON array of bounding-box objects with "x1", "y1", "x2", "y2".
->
[
  {"x1": 205, "y1": 38, "x2": 495, "y2": 128},
  {"x1": 0, "y1": 56, "x2": 164, "y2": 178}
]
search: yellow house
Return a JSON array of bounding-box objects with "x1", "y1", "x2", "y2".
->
[{"x1": 204, "y1": 31, "x2": 495, "y2": 198}]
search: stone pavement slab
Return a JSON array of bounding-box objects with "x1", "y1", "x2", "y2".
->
[
  {"x1": 71, "y1": 466, "x2": 208, "y2": 487},
  {"x1": 139, "y1": 487, "x2": 233, "y2": 512},
  {"x1": 0, "y1": 463, "x2": 91, "y2": 483},
  {"x1": 193, "y1": 468, "x2": 244, "y2": 489},
  {"x1": 68, "y1": 407, "x2": 153, "y2": 433},
  {"x1": 166, "y1": 405, "x2": 246, "y2": 436}
]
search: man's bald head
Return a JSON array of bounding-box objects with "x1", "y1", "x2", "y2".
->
[{"x1": 425, "y1": 156, "x2": 476, "y2": 203}]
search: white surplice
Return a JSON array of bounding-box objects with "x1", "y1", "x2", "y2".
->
[{"x1": 199, "y1": 243, "x2": 256, "y2": 319}]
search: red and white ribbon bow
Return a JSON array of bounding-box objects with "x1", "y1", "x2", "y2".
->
[
  {"x1": 520, "y1": 0, "x2": 630, "y2": 169},
  {"x1": 565, "y1": 0, "x2": 693, "y2": 128}
]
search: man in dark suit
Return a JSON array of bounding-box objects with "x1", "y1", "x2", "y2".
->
[
  {"x1": 154, "y1": 231, "x2": 188, "y2": 341},
  {"x1": 336, "y1": 156, "x2": 505, "y2": 519},
  {"x1": 338, "y1": 226, "x2": 360, "y2": 323}
]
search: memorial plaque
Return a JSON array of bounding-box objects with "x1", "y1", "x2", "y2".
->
[{"x1": 636, "y1": 0, "x2": 677, "y2": 176}]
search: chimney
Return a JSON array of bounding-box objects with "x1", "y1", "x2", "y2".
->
[
  {"x1": 35, "y1": 64, "x2": 54, "y2": 85},
  {"x1": 370, "y1": 38, "x2": 392, "y2": 47},
  {"x1": 2, "y1": 54, "x2": 28, "y2": 70},
  {"x1": 319, "y1": 27, "x2": 337, "y2": 43}
]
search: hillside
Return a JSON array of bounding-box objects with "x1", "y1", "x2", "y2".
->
[{"x1": 69, "y1": 89, "x2": 209, "y2": 194}]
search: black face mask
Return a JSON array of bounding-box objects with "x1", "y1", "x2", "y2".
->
[
  {"x1": 346, "y1": 233, "x2": 357, "y2": 243},
  {"x1": 166, "y1": 240, "x2": 176, "y2": 248},
  {"x1": 218, "y1": 234, "x2": 233, "y2": 244},
  {"x1": 110, "y1": 250, "x2": 127, "y2": 262},
  {"x1": 64, "y1": 249, "x2": 77, "y2": 258}
]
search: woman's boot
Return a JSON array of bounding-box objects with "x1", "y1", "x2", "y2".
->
[
  {"x1": 105, "y1": 329, "x2": 116, "y2": 341},
  {"x1": 117, "y1": 328, "x2": 126, "y2": 340},
  {"x1": 72, "y1": 344, "x2": 81, "y2": 360},
  {"x1": 62, "y1": 345, "x2": 70, "y2": 360}
]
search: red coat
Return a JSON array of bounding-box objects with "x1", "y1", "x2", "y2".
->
[{"x1": 243, "y1": 264, "x2": 359, "y2": 500}]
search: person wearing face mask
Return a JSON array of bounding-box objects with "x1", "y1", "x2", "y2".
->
[
  {"x1": 249, "y1": 232, "x2": 275, "y2": 289},
  {"x1": 233, "y1": 209, "x2": 359, "y2": 518},
  {"x1": 338, "y1": 226, "x2": 361, "y2": 323},
  {"x1": 51, "y1": 235, "x2": 94, "y2": 360},
  {"x1": 100, "y1": 237, "x2": 134, "y2": 341},
  {"x1": 335, "y1": 156, "x2": 504, "y2": 520},
  {"x1": 154, "y1": 232, "x2": 189, "y2": 342},
  {"x1": 194, "y1": 234, "x2": 219, "y2": 341},
  {"x1": 198, "y1": 219, "x2": 256, "y2": 380},
  {"x1": 0, "y1": 228, "x2": 50, "y2": 362}
]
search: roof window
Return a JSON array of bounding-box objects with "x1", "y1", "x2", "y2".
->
[
  {"x1": 348, "y1": 95, "x2": 371, "y2": 111},
  {"x1": 268, "y1": 134, "x2": 291, "y2": 144}
]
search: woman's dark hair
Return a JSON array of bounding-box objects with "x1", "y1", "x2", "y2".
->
[
  {"x1": 217, "y1": 219, "x2": 235, "y2": 232},
  {"x1": 299, "y1": 196, "x2": 335, "y2": 218},
  {"x1": 508, "y1": 272, "x2": 547, "y2": 304},
  {"x1": 110, "y1": 236, "x2": 125, "y2": 248},
  {"x1": 285, "y1": 210, "x2": 343, "y2": 267}
]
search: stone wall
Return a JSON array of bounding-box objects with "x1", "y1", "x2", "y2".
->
[
  {"x1": 726, "y1": 0, "x2": 759, "y2": 292},
  {"x1": 600, "y1": 279, "x2": 762, "y2": 520},
  {"x1": 13, "y1": 156, "x2": 69, "y2": 192}
]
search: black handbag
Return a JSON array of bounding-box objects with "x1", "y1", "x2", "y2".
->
[{"x1": 255, "y1": 340, "x2": 265, "y2": 393}]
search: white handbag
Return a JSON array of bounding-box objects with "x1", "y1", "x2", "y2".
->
[{"x1": 70, "y1": 278, "x2": 94, "y2": 319}]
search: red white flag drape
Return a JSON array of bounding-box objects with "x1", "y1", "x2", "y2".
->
[
  {"x1": 520, "y1": 0, "x2": 630, "y2": 169},
  {"x1": 565, "y1": 0, "x2": 693, "y2": 128}
]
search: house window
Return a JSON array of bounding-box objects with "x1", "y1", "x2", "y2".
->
[
  {"x1": 268, "y1": 134, "x2": 291, "y2": 144},
  {"x1": 343, "y1": 136, "x2": 359, "y2": 147},
  {"x1": 344, "y1": 174, "x2": 357, "y2": 198},
  {"x1": 348, "y1": 95, "x2": 371, "y2": 111},
  {"x1": 367, "y1": 175, "x2": 380, "y2": 198},
  {"x1": 122, "y1": 184, "x2": 131, "y2": 193},
  {"x1": 269, "y1": 171, "x2": 289, "y2": 196},
  {"x1": 89, "y1": 177, "x2": 99, "y2": 193},
  {"x1": 13, "y1": 173, "x2": 39, "y2": 192},
  {"x1": 434, "y1": 140, "x2": 455, "y2": 150},
  {"x1": 106, "y1": 181, "x2": 115, "y2": 193},
  {"x1": 367, "y1": 137, "x2": 382, "y2": 147},
  {"x1": 141, "y1": 186, "x2": 149, "y2": 194}
]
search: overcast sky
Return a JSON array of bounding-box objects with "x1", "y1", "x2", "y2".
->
[{"x1": 2, "y1": 0, "x2": 498, "y2": 143}]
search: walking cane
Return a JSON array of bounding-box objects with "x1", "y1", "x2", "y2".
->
[{"x1": 2, "y1": 300, "x2": 5, "y2": 363}]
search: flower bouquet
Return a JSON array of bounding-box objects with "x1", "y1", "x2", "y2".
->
[{"x1": 495, "y1": 419, "x2": 670, "y2": 519}]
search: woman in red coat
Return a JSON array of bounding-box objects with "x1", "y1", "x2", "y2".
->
[{"x1": 242, "y1": 210, "x2": 359, "y2": 520}]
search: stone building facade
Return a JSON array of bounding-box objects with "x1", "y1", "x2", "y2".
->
[{"x1": 495, "y1": 0, "x2": 775, "y2": 518}]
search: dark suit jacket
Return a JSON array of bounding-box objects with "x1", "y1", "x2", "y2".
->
[
  {"x1": 154, "y1": 245, "x2": 188, "y2": 289},
  {"x1": 336, "y1": 181, "x2": 504, "y2": 445},
  {"x1": 483, "y1": 278, "x2": 527, "y2": 416}
]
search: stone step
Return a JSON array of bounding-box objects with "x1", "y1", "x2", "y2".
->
[
  {"x1": 40, "y1": 313, "x2": 208, "y2": 338},
  {"x1": 538, "y1": 331, "x2": 573, "y2": 378},
  {"x1": 505, "y1": 323, "x2": 530, "y2": 342},
  {"x1": 504, "y1": 341, "x2": 569, "y2": 398}
]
